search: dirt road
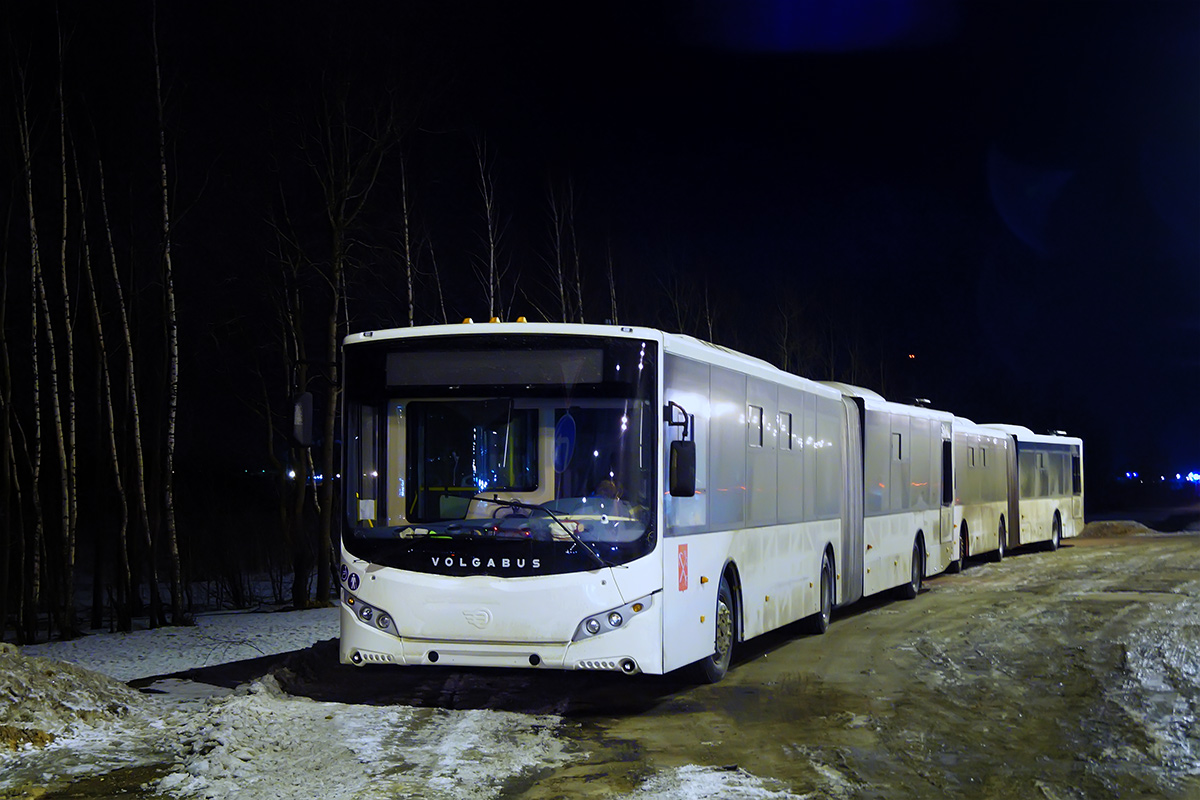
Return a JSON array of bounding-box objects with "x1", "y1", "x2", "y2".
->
[
  {"x1": 262, "y1": 524, "x2": 1199, "y2": 799},
  {"x1": 21, "y1": 525, "x2": 1192, "y2": 798}
]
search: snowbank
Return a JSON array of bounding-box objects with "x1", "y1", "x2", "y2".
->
[{"x1": 5, "y1": 607, "x2": 799, "y2": 799}]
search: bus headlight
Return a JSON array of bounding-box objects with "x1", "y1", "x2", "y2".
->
[
  {"x1": 343, "y1": 591, "x2": 399, "y2": 638},
  {"x1": 573, "y1": 595, "x2": 654, "y2": 642}
]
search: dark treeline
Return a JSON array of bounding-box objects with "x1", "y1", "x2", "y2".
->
[{"x1": 0, "y1": 3, "x2": 899, "y2": 643}]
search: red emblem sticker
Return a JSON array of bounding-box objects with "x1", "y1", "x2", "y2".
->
[{"x1": 678, "y1": 544, "x2": 688, "y2": 591}]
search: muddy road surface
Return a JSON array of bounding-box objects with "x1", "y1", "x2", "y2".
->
[
  {"x1": 16, "y1": 525, "x2": 1196, "y2": 799},
  {"x1": 250, "y1": 525, "x2": 1198, "y2": 800}
]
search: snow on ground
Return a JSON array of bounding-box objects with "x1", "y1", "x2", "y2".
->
[
  {"x1": 3, "y1": 607, "x2": 789, "y2": 799},
  {"x1": 20, "y1": 606, "x2": 341, "y2": 682}
]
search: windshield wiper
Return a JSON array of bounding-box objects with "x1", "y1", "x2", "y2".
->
[{"x1": 474, "y1": 494, "x2": 613, "y2": 569}]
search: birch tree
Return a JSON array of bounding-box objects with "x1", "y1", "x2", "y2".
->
[
  {"x1": 99, "y1": 154, "x2": 164, "y2": 628},
  {"x1": 152, "y1": 3, "x2": 185, "y2": 624},
  {"x1": 51, "y1": 19, "x2": 80, "y2": 638},
  {"x1": 606, "y1": 243, "x2": 619, "y2": 325},
  {"x1": 301, "y1": 85, "x2": 396, "y2": 606},
  {"x1": 0, "y1": 205, "x2": 14, "y2": 641},
  {"x1": 15, "y1": 65, "x2": 47, "y2": 643},
  {"x1": 81, "y1": 161, "x2": 134, "y2": 631},
  {"x1": 472, "y1": 138, "x2": 518, "y2": 320},
  {"x1": 545, "y1": 178, "x2": 585, "y2": 324}
]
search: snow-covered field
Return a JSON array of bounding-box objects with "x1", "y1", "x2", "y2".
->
[{"x1": 4, "y1": 608, "x2": 800, "y2": 799}]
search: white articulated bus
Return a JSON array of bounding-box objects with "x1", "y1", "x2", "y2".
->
[
  {"x1": 982, "y1": 425, "x2": 1085, "y2": 550},
  {"x1": 823, "y1": 384, "x2": 956, "y2": 595},
  {"x1": 336, "y1": 323, "x2": 953, "y2": 681},
  {"x1": 949, "y1": 417, "x2": 1012, "y2": 568}
]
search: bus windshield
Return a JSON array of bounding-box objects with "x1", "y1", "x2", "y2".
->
[{"x1": 342, "y1": 334, "x2": 657, "y2": 577}]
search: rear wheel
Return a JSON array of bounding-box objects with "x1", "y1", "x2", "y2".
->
[
  {"x1": 992, "y1": 517, "x2": 1006, "y2": 562},
  {"x1": 948, "y1": 523, "x2": 968, "y2": 573},
  {"x1": 805, "y1": 553, "x2": 834, "y2": 634},
  {"x1": 897, "y1": 538, "x2": 924, "y2": 600},
  {"x1": 693, "y1": 573, "x2": 735, "y2": 683},
  {"x1": 1047, "y1": 514, "x2": 1061, "y2": 552}
]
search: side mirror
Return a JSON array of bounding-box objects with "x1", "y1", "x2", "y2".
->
[
  {"x1": 669, "y1": 440, "x2": 696, "y2": 497},
  {"x1": 292, "y1": 392, "x2": 313, "y2": 447}
]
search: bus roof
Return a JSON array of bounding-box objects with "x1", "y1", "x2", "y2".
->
[{"x1": 982, "y1": 423, "x2": 1083, "y2": 447}]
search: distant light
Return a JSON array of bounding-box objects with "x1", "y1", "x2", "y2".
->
[
  {"x1": 1177, "y1": 474, "x2": 1182, "y2": 480},
  {"x1": 287, "y1": 469, "x2": 296, "y2": 480},
  {"x1": 1187, "y1": 472, "x2": 1200, "y2": 483},
  {"x1": 908, "y1": 354, "x2": 915, "y2": 359}
]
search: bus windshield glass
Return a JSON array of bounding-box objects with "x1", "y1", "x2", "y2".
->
[{"x1": 342, "y1": 334, "x2": 657, "y2": 577}]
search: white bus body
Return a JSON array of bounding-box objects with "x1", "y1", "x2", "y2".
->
[
  {"x1": 982, "y1": 424, "x2": 1084, "y2": 550},
  {"x1": 950, "y1": 417, "x2": 1011, "y2": 565},
  {"x1": 337, "y1": 323, "x2": 953, "y2": 681},
  {"x1": 335, "y1": 322, "x2": 1085, "y2": 681},
  {"x1": 824, "y1": 384, "x2": 955, "y2": 591}
]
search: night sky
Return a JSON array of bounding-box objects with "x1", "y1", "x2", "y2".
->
[{"x1": 4, "y1": 1, "x2": 1198, "y2": 497}]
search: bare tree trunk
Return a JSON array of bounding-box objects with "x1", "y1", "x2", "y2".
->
[
  {"x1": 566, "y1": 180, "x2": 584, "y2": 324},
  {"x1": 474, "y1": 139, "x2": 499, "y2": 319},
  {"x1": 16, "y1": 77, "x2": 48, "y2": 643},
  {"x1": 5, "y1": 421, "x2": 29, "y2": 643},
  {"x1": 99, "y1": 157, "x2": 163, "y2": 628},
  {"x1": 547, "y1": 180, "x2": 568, "y2": 323},
  {"x1": 703, "y1": 279, "x2": 715, "y2": 342},
  {"x1": 398, "y1": 156, "x2": 415, "y2": 327},
  {"x1": 426, "y1": 238, "x2": 448, "y2": 324},
  {"x1": 152, "y1": 4, "x2": 185, "y2": 625},
  {"x1": 0, "y1": 208, "x2": 13, "y2": 642},
  {"x1": 52, "y1": 29, "x2": 80, "y2": 638},
  {"x1": 303, "y1": 88, "x2": 395, "y2": 606},
  {"x1": 266, "y1": 217, "x2": 316, "y2": 609},
  {"x1": 606, "y1": 243, "x2": 618, "y2": 325},
  {"x1": 82, "y1": 163, "x2": 134, "y2": 632},
  {"x1": 16, "y1": 68, "x2": 48, "y2": 643}
]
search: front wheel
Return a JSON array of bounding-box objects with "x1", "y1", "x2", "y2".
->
[{"x1": 693, "y1": 574, "x2": 735, "y2": 683}]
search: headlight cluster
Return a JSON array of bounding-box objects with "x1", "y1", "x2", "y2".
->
[
  {"x1": 343, "y1": 590, "x2": 398, "y2": 637},
  {"x1": 572, "y1": 595, "x2": 653, "y2": 642}
]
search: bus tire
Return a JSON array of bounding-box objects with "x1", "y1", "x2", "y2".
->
[
  {"x1": 1047, "y1": 514, "x2": 1061, "y2": 552},
  {"x1": 948, "y1": 523, "x2": 968, "y2": 574},
  {"x1": 805, "y1": 552, "x2": 834, "y2": 635},
  {"x1": 897, "y1": 538, "x2": 924, "y2": 600},
  {"x1": 992, "y1": 518, "x2": 1006, "y2": 562},
  {"x1": 692, "y1": 573, "x2": 735, "y2": 683}
]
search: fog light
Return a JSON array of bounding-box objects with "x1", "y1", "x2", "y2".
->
[
  {"x1": 585, "y1": 618, "x2": 601, "y2": 634},
  {"x1": 377, "y1": 614, "x2": 391, "y2": 629},
  {"x1": 608, "y1": 612, "x2": 623, "y2": 628},
  {"x1": 360, "y1": 606, "x2": 373, "y2": 622}
]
